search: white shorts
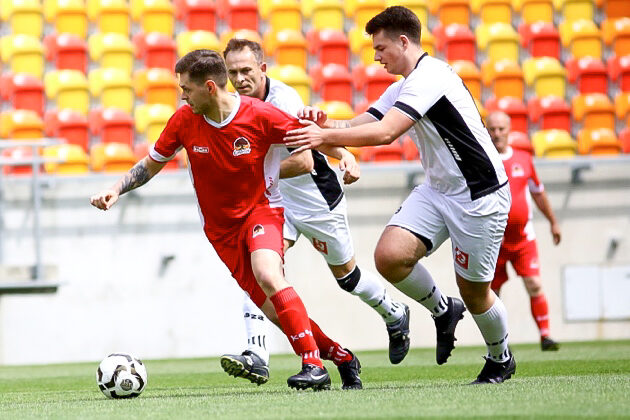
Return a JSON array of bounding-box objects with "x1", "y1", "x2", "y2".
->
[
  {"x1": 388, "y1": 183, "x2": 511, "y2": 282},
  {"x1": 283, "y1": 197, "x2": 355, "y2": 266}
]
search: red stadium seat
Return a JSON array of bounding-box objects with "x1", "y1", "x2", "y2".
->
[
  {"x1": 608, "y1": 54, "x2": 630, "y2": 92},
  {"x1": 528, "y1": 96, "x2": 571, "y2": 131},
  {"x1": 225, "y1": 0, "x2": 258, "y2": 31},
  {"x1": 435, "y1": 23, "x2": 476, "y2": 62},
  {"x1": 2, "y1": 146, "x2": 38, "y2": 175},
  {"x1": 313, "y1": 29, "x2": 350, "y2": 67},
  {"x1": 353, "y1": 64, "x2": 397, "y2": 102},
  {"x1": 401, "y1": 135, "x2": 419, "y2": 161},
  {"x1": 9, "y1": 73, "x2": 45, "y2": 116},
  {"x1": 90, "y1": 108, "x2": 135, "y2": 146},
  {"x1": 54, "y1": 109, "x2": 90, "y2": 151},
  {"x1": 620, "y1": 127, "x2": 630, "y2": 153},
  {"x1": 566, "y1": 56, "x2": 608, "y2": 95},
  {"x1": 183, "y1": 0, "x2": 216, "y2": 31},
  {"x1": 135, "y1": 32, "x2": 178, "y2": 71},
  {"x1": 44, "y1": 33, "x2": 88, "y2": 73},
  {"x1": 508, "y1": 131, "x2": 534, "y2": 153},
  {"x1": 360, "y1": 140, "x2": 404, "y2": 162},
  {"x1": 310, "y1": 63, "x2": 353, "y2": 104},
  {"x1": 485, "y1": 96, "x2": 528, "y2": 133},
  {"x1": 519, "y1": 21, "x2": 560, "y2": 60}
]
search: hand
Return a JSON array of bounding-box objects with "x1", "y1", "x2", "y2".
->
[
  {"x1": 339, "y1": 152, "x2": 360, "y2": 185},
  {"x1": 90, "y1": 189, "x2": 119, "y2": 210},
  {"x1": 284, "y1": 120, "x2": 325, "y2": 152},
  {"x1": 550, "y1": 223, "x2": 561, "y2": 245},
  {"x1": 297, "y1": 106, "x2": 327, "y2": 127}
]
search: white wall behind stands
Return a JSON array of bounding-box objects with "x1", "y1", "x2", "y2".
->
[{"x1": 0, "y1": 161, "x2": 629, "y2": 365}]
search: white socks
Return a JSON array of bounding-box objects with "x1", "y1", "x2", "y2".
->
[
  {"x1": 393, "y1": 262, "x2": 448, "y2": 317},
  {"x1": 347, "y1": 267, "x2": 405, "y2": 324},
  {"x1": 471, "y1": 296, "x2": 511, "y2": 363},
  {"x1": 243, "y1": 295, "x2": 269, "y2": 365}
]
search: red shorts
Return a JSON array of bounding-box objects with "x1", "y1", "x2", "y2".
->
[
  {"x1": 491, "y1": 239, "x2": 540, "y2": 291},
  {"x1": 207, "y1": 206, "x2": 285, "y2": 308}
]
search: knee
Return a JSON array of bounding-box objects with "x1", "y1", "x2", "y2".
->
[
  {"x1": 523, "y1": 277, "x2": 542, "y2": 296},
  {"x1": 374, "y1": 246, "x2": 412, "y2": 283}
]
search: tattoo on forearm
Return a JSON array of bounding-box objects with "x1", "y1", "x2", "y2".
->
[
  {"x1": 331, "y1": 120, "x2": 351, "y2": 129},
  {"x1": 118, "y1": 162, "x2": 151, "y2": 194}
]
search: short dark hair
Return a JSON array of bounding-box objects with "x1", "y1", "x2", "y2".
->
[
  {"x1": 175, "y1": 49, "x2": 227, "y2": 88},
  {"x1": 223, "y1": 38, "x2": 264, "y2": 64},
  {"x1": 365, "y1": 6, "x2": 422, "y2": 45}
]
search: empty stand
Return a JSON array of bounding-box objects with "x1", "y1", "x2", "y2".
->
[
  {"x1": 267, "y1": 65, "x2": 311, "y2": 104},
  {"x1": 183, "y1": 0, "x2": 216, "y2": 31},
  {"x1": 572, "y1": 93, "x2": 616, "y2": 130},
  {"x1": 532, "y1": 129, "x2": 577, "y2": 157},
  {"x1": 44, "y1": 69, "x2": 90, "y2": 114},
  {"x1": 90, "y1": 142, "x2": 136, "y2": 172},
  {"x1": 485, "y1": 96, "x2": 528, "y2": 133},
  {"x1": 9, "y1": 73, "x2": 45, "y2": 116},
  {"x1": 42, "y1": 143, "x2": 90, "y2": 174},
  {"x1": 528, "y1": 95, "x2": 572, "y2": 131},
  {"x1": 567, "y1": 56, "x2": 608, "y2": 95},
  {"x1": 577, "y1": 128, "x2": 622, "y2": 155},
  {"x1": 451, "y1": 60, "x2": 482, "y2": 100},
  {"x1": 89, "y1": 68, "x2": 135, "y2": 113}
]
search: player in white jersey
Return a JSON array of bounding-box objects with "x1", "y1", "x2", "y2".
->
[
  {"x1": 285, "y1": 6, "x2": 515, "y2": 384},
  {"x1": 219, "y1": 39, "x2": 410, "y2": 389}
]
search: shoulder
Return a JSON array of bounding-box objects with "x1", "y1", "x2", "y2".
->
[
  {"x1": 267, "y1": 78, "x2": 304, "y2": 112},
  {"x1": 407, "y1": 56, "x2": 455, "y2": 85}
]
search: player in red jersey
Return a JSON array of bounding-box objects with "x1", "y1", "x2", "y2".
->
[
  {"x1": 90, "y1": 49, "x2": 356, "y2": 390},
  {"x1": 486, "y1": 111, "x2": 561, "y2": 351}
]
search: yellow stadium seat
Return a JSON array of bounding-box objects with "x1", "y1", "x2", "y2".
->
[
  {"x1": 220, "y1": 29, "x2": 263, "y2": 49},
  {"x1": 89, "y1": 68, "x2": 134, "y2": 113},
  {"x1": 310, "y1": 0, "x2": 345, "y2": 31},
  {"x1": 437, "y1": 0, "x2": 470, "y2": 26},
  {"x1": 45, "y1": 69, "x2": 90, "y2": 114},
  {"x1": 0, "y1": 109, "x2": 44, "y2": 139},
  {"x1": 0, "y1": 34, "x2": 45, "y2": 78},
  {"x1": 89, "y1": 33, "x2": 135, "y2": 74},
  {"x1": 532, "y1": 129, "x2": 577, "y2": 157},
  {"x1": 514, "y1": 0, "x2": 554, "y2": 24},
  {"x1": 90, "y1": 142, "x2": 136, "y2": 172},
  {"x1": 572, "y1": 93, "x2": 615, "y2": 130},
  {"x1": 53, "y1": 0, "x2": 89, "y2": 39},
  {"x1": 451, "y1": 60, "x2": 482, "y2": 100},
  {"x1": 387, "y1": 0, "x2": 428, "y2": 27},
  {"x1": 95, "y1": 0, "x2": 131, "y2": 35},
  {"x1": 176, "y1": 30, "x2": 221, "y2": 57},
  {"x1": 267, "y1": 0, "x2": 301, "y2": 32},
  {"x1": 559, "y1": 19, "x2": 602, "y2": 59},
  {"x1": 351, "y1": 0, "x2": 386, "y2": 31},
  {"x1": 140, "y1": 0, "x2": 174, "y2": 36},
  {"x1": 615, "y1": 91, "x2": 630, "y2": 120},
  {"x1": 577, "y1": 128, "x2": 622, "y2": 155},
  {"x1": 134, "y1": 103, "x2": 175, "y2": 143},
  {"x1": 421, "y1": 29, "x2": 436, "y2": 56},
  {"x1": 7, "y1": 0, "x2": 44, "y2": 38},
  {"x1": 265, "y1": 29, "x2": 308, "y2": 68},
  {"x1": 554, "y1": 0, "x2": 594, "y2": 24},
  {"x1": 474, "y1": 0, "x2": 512, "y2": 25},
  {"x1": 267, "y1": 65, "x2": 311, "y2": 105},
  {"x1": 349, "y1": 27, "x2": 375, "y2": 66},
  {"x1": 258, "y1": 0, "x2": 273, "y2": 18},
  {"x1": 43, "y1": 143, "x2": 90, "y2": 174},
  {"x1": 523, "y1": 56, "x2": 567, "y2": 98},
  {"x1": 476, "y1": 22, "x2": 520, "y2": 63},
  {"x1": 134, "y1": 68, "x2": 179, "y2": 108}
]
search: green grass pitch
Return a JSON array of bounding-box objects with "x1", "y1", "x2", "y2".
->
[{"x1": 1, "y1": 340, "x2": 629, "y2": 419}]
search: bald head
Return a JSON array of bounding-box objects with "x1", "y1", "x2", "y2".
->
[{"x1": 486, "y1": 111, "x2": 511, "y2": 153}]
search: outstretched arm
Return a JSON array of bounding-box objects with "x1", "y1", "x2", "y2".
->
[
  {"x1": 90, "y1": 156, "x2": 166, "y2": 210},
  {"x1": 280, "y1": 150, "x2": 314, "y2": 179},
  {"x1": 531, "y1": 190, "x2": 561, "y2": 245}
]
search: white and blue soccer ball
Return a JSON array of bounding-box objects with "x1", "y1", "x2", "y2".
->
[{"x1": 96, "y1": 353, "x2": 148, "y2": 399}]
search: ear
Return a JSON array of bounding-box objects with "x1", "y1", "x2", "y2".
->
[
  {"x1": 205, "y1": 79, "x2": 217, "y2": 94},
  {"x1": 400, "y1": 35, "x2": 409, "y2": 49},
  {"x1": 260, "y1": 62, "x2": 267, "y2": 73}
]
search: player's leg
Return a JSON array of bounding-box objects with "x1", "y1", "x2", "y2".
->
[
  {"x1": 375, "y1": 185, "x2": 466, "y2": 365},
  {"x1": 490, "y1": 248, "x2": 510, "y2": 296}
]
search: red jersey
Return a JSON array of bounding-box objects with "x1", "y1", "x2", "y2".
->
[
  {"x1": 149, "y1": 95, "x2": 302, "y2": 242},
  {"x1": 500, "y1": 146, "x2": 544, "y2": 249}
]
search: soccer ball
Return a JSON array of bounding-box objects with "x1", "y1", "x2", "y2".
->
[{"x1": 96, "y1": 353, "x2": 148, "y2": 399}]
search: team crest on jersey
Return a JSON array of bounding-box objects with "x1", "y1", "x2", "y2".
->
[
  {"x1": 252, "y1": 224, "x2": 265, "y2": 238},
  {"x1": 193, "y1": 145, "x2": 209, "y2": 153},
  {"x1": 233, "y1": 137, "x2": 251, "y2": 156},
  {"x1": 454, "y1": 247, "x2": 469, "y2": 269},
  {"x1": 312, "y1": 238, "x2": 328, "y2": 255},
  {"x1": 511, "y1": 163, "x2": 525, "y2": 177}
]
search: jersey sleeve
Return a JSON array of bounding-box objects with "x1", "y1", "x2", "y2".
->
[
  {"x1": 261, "y1": 103, "x2": 303, "y2": 144},
  {"x1": 268, "y1": 88, "x2": 304, "y2": 117},
  {"x1": 527, "y1": 157, "x2": 544, "y2": 193},
  {"x1": 393, "y1": 68, "x2": 447, "y2": 121},
  {"x1": 150, "y1": 108, "x2": 184, "y2": 162},
  {"x1": 367, "y1": 79, "x2": 403, "y2": 121}
]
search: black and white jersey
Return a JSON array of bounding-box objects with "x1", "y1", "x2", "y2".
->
[
  {"x1": 265, "y1": 77, "x2": 344, "y2": 213},
  {"x1": 368, "y1": 53, "x2": 508, "y2": 201}
]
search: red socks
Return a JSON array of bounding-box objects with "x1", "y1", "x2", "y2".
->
[
  {"x1": 530, "y1": 294, "x2": 550, "y2": 338},
  {"x1": 309, "y1": 319, "x2": 353, "y2": 366},
  {"x1": 270, "y1": 287, "x2": 322, "y2": 367}
]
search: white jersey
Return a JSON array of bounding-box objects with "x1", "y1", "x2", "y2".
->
[
  {"x1": 264, "y1": 77, "x2": 344, "y2": 213},
  {"x1": 368, "y1": 53, "x2": 508, "y2": 202}
]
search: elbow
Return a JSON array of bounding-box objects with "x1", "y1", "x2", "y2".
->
[{"x1": 303, "y1": 159, "x2": 314, "y2": 173}]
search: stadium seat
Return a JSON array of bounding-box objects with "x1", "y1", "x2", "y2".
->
[
  {"x1": 476, "y1": 0, "x2": 512, "y2": 25},
  {"x1": 532, "y1": 129, "x2": 577, "y2": 157},
  {"x1": 484, "y1": 96, "x2": 528, "y2": 133},
  {"x1": 559, "y1": 19, "x2": 603, "y2": 59},
  {"x1": 620, "y1": 127, "x2": 630, "y2": 153},
  {"x1": 267, "y1": 65, "x2": 311, "y2": 105},
  {"x1": 95, "y1": 0, "x2": 131, "y2": 35},
  {"x1": 353, "y1": 63, "x2": 397, "y2": 102},
  {"x1": 42, "y1": 143, "x2": 90, "y2": 174},
  {"x1": 515, "y1": 0, "x2": 554, "y2": 25},
  {"x1": 602, "y1": 17, "x2": 630, "y2": 58},
  {"x1": 183, "y1": 0, "x2": 216, "y2": 31},
  {"x1": 310, "y1": 63, "x2": 353, "y2": 104},
  {"x1": 46, "y1": 109, "x2": 90, "y2": 151},
  {"x1": 176, "y1": 30, "x2": 221, "y2": 57},
  {"x1": 572, "y1": 93, "x2": 616, "y2": 131},
  {"x1": 566, "y1": 56, "x2": 608, "y2": 95},
  {"x1": 51, "y1": 0, "x2": 89, "y2": 39},
  {"x1": 225, "y1": 0, "x2": 258, "y2": 31},
  {"x1": 508, "y1": 130, "x2": 534, "y2": 153},
  {"x1": 267, "y1": 29, "x2": 308, "y2": 68},
  {"x1": 140, "y1": 0, "x2": 175, "y2": 36},
  {"x1": 523, "y1": 57, "x2": 566, "y2": 98},
  {"x1": 220, "y1": 29, "x2": 264, "y2": 49},
  {"x1": 46, "y1": 33, "x2": 88, "y2": 73},
  {"x1": 476, "y1": 22, "x2": 520, "y2": 64},
  {"x1": 555, "y1": 0, "x2": 594, "y2": 24},
  {"x1": 436, "y1": 0, "x2": 470, "y2": 26},
  {"x1": 350, "y1": 0, "x2": 386, "y2": 30},
  {"x1": 267, "y1": 0, "x2": 301, "y2": 32},
  {"x1": 44, "y1": 70, "x2": 90, "y2": 114},
  {"x1": 483, "y1": 59, "x2": 524, "y2": 99},
  {"x1": 401, "y1": 135, "x2": 419, "y2": 160},
  {"x1": 89, "y1": 33, "x2": 135, "y2": 74},
  {"x1": 437, "y1": 23, "x2": 476, "y2": 62},
  {"x1": 1, "y1": 109, "x2": 44, "y2": 139},
  {"x1": 608, "y1": 54, "x2": 630, "y2": 93},
  {"x1": 451, "y1": 60, "x2": 482, "y2": 100},
  {"x1": 310, "y1": 0, "x2": 345, "y2": 31},
  {"x1": 315, "y1": 100, "x2": 355, "y2": 119},
  {"x1": 519, "y1": 21, "x2": 561, "y2": 59},
  {"x1": 615, "y1": 92, "x2": 630, "y2": 121},
  {"x1": 528, "y1": 95, "x2": 571, "y2": 131},
  {"x1": 89, "y1": 108, "x2": 134, "y2": 146},
  {"x1": 136, "y1": 32, "x2": 177, "y2": 71},
  {"x1": 7, "y1": 0, "x2": 43, "y2": 38},
  {"x1": 90, "y1": 142, "x2": 136, "y2": 172},
  {"x1": 134, "y1": 68, "x2": 179, "y2": 108},
  {"x1": 134, "y1": 103, "x2": 174, "y2": 143},
  {"x1": 89, "y1": 68, "x2": 134, "y2": 114},
  {"x1": 314, "y1": 29, "x2": 351, "y2": 67},
  {"x1": 2, "y1": 146, "x2": 38, "y2": 175},
  {"x1": 604, "y1": 0, "x2": 630, "y2": 20},
  {"x1": 386, "y1": 0, "x2": 428, "y2": 27},
  {"x1": 0, "y1": 35, "x2": 45, "y2": 79},
  {"x1": 349, "y1": 27, "x2": 376, "y2": 66},
  {"x1": 577, "y1": 128, "x2": 622, "y2": 155},
  {"x1": 9, "y1": 73, "x2": 45, "y2": 116},
  {"x1": 360, "y1": 140, "x2": 404, "y2": 162},
  {"x1": 421, "y1": 30, "x2": 436, "y2": 57}
]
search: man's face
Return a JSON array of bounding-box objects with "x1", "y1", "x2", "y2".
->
[
  {"x1": 372, "y1": 30, "x2": 405, "y2": 75},
  {"x1": 225, "y1": 48, "x2": 266, "y2": 99},
  {"x1": 486, "y1": 114, "x2": 511, "y2": 153},
  {"x1": 179, "y1": 72, "x2": 212, "y2": 115}
]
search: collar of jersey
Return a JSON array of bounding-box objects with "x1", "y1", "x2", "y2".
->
[
  {"x1": 499, "y1": 145, "x2": 513, "y2": 160},
  {"x1": 203, "y1": 93, "x2": 241, "y2": 128}
]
